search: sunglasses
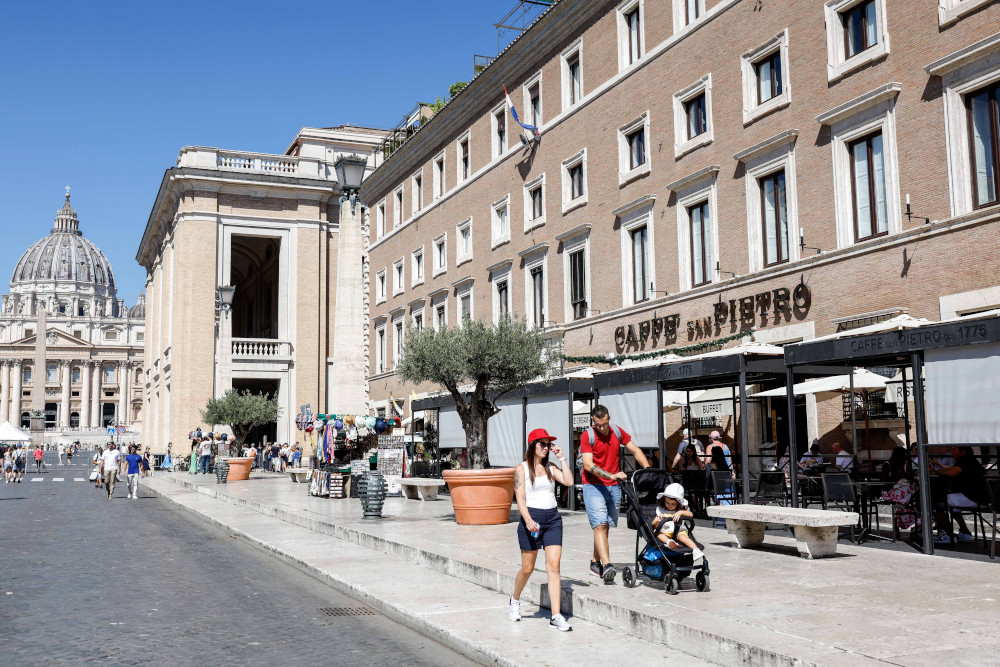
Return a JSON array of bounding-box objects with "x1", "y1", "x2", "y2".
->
[{"x1": 536, "y1": 442, "x2": 552, "y2": 449}]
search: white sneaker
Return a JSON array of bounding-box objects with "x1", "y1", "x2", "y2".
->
[
  {"x1": 508, "y1": 597, "x2": 521, "y2": 622},
  {"x1": 549, "y1": 614, "x2": 572, "y2": 632},
  {"x1": 692, "y1": 548, "x2": 704, "y2": 561}
]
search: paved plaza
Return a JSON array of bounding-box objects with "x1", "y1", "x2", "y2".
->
[
  {"x1": 141, "y1": 472, "x2": 1000, "y2": 667},
  {"x1": 0, "y1": 455, "x2": 469, "y2": 666}
]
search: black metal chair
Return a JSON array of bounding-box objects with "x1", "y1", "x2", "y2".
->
[
  {"x1": 754, "y1": 471, "x2": 787, "y2": 507},
  {"x1": 986, "y1": 478, "x2": 999, "y2": 559},
  {"x1": 946, "y1": 477, "x2": 997, "y2": 553},
  {"x1": 821, "y1": 472, "x2": 857, "y2": 542},
  {"x1": 710, "y1": 471, "x2": 738, "y2": 526}
]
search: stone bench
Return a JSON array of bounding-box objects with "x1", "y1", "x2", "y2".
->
[
  {"x1": 287, "y1": 468, "x2": 311, "y2": 483},
  {"x1": 706, "y1": 504, "x2": 859, "y2": 559},
  {"x1": 399, "y1": 478, "x2": 445, "y2": 501}
]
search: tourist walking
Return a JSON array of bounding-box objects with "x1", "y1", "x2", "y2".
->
[
  {"x1": 124, "y1": 445, "x2": 143, "y2": 499},
  {"x1": 189, "y1": 441, "x2": 198, "y2": 474},
  {"x1": 92, "y1": 446, "x2": 104, "y2": 487},
  {"x1": 66, "y1": 445, "x2": 74, "y2": 466},
  {"x1": 579, "y1": 405, "x2": 650, "y2": 583},
  {"x1": 57, "y1": 441, "x2": 66, "y2": 466},
  {"x1": 3, "y1": 447, "x2": 13, "y2": 483},
  {"x1": 33, "y1": 445, "x2": 45, "y2": 473},
  {"x1": 101, "y1": 443, "x2": 121, "y2": 499},
  {"x1": 198, "y1": 437, "x2": 213, "y2": 474},
  {"x1": 12, "y1": 444, "x2": 26, "y2": 483},
  {"x1": 270, "y1": 443, "x2": 281, "y2": 472},
  {"x1": 510, "y1": 428, "x2": 574, "y2": 631}
]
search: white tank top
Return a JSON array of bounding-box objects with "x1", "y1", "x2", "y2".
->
[{"x1": 521, "y1": 461, "x2": 558, "y2": 510}]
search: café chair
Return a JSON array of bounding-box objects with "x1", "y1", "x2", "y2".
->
[{"x1": 821, "y1": 472, "x2": 858, "y2": 542}]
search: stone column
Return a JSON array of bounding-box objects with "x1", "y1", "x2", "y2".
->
[
  {"x1": 0, "y1": 361, "x2": 9, "y2": 423},
  {"x1": 10, "y1": 361, "x2": 22, "y2": 425},
  {"x1": 118, "y1": 361, "x2": 128, "y2": 425},
  {"x1": 60, "y1": 360, "x2": 72, "y2": 428},
  {"x1": 80, "y1": 361, "x2": 92, "y2": 429},
  {"x1": 91, "y1": 362, "x2": 101, "y2": 428},
  {"x1": 330, "y1": 200, "x2": 368, "y2": 413}
]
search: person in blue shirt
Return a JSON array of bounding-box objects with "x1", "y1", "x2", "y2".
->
[{"x1": 124, "y1": 445, "x2": 144, "y2": 500}]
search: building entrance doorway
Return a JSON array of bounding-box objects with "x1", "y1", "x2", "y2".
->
[
  {"x1": 44, "y1": 402, "x2": 57, "y2": 429},
  {"x1": 102, "y1": 403, "x2": 116, "y2": 428},
  {"x1": 231, "y1": 378, "x2": 279, "y2": 447},
  {"x1": 231, "y1": 236, "x2": 281, "y2": 340}
]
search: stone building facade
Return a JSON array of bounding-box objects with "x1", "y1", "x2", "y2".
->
[
  {"x1": 137, "y1": 126, "x2": 385, "y2": 453},
  {"x1": 360, "y1": 0, "x2": 1000, "y2": 453},
  {"x1": 0, "y1": 193, "x2": 144, "y2": 440}
]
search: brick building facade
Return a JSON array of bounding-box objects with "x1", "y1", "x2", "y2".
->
[{"x1": 360, "y1": 0, "x2": 1000, "y2": 456}]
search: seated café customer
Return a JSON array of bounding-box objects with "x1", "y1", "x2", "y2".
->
[
  {"x1": 886, "y1": 445, "x2": 911, "y2": 482},
  {"x1": 833, "y1": 443, "x2": 854, "y2": 471},
  {"x1": 798, "y1": 442, "x2": 823, "y2": 470},
  {"x1": 931, "y1": 447, "x2": 988, "y2": 544}
]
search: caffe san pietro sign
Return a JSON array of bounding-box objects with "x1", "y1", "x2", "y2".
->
[{"x1": 614, "y1": 282, "x2": 812, "y2": 350}]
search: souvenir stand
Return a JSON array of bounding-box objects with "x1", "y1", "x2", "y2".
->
[
  {"x1": 784, "y1": 312, "x2": 1000, "y2": 555},
  {"x1": 301, "y1": 413, "x2": 401, "y2": 499}
]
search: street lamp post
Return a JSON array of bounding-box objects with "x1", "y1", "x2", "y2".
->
[{"x1": 212, "y1": 285, "x2": 236, "y2": 443}]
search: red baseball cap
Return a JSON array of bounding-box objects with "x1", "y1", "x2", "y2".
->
[{"x1": 527, "y1": 428, "x2": 557, "y2": 443}]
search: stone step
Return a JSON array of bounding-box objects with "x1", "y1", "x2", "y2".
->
[
  {"x1": 147, "y1": 474, "x2": 882, "y2": 667},
  {"x1": 144, "y1": 477, "x2": 710, "y2": 667}
]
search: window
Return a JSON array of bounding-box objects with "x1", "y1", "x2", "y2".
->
[
  {"x1": 618, "y1": 112, "x2": 650, "y2": 184},
  {"x1": 530, "y1": 266, "x2": 545, "y2": 327},
  {"x1": 458, "y1": 133, "x2": 470, "y2": 182},
  {"x1": 24, "y1": 328, "x2": 33, "y2": 338},
  {"x1": 433, "y1": 154, "x2": 445, "y2": 199},
  {"x1": 413, "y1": 312, "x2": 424, "y2": 331},
  {"x1": 412, "y1": 248, "x2": 424, "y2": 286},
  {"x1": 376, "y1": 200, "x2": 386, "y2": 238},
  {"x1": 569, "y1": 249, "x2": 587, "y2": 320},
  {"x1": 741, "y1": 31, "x2": 791, "y2": 125},
  {"x1": 435, "y1": 303, "x2": 447, "y2": 330},
  {"x1": 394, "y1": 320, "x2": 404, "y2": 369},
  {"x1": 393, "y1": 187, "x2": 403, "y2": 227},
  {"x1": 72, "y1": 367, "x2": 81, "y2": 384},
  {"x1": 524, "y1": 74, "x2": 542, "y2": 127},
  {"x1": 47, "y1": 364, "x2": 58, "y2": 383},
  {"x1": 73, "y1": 330, "x2": 82, "y2": 339},
  {"x1": 673, "y1": 74, "x2": 713, "y2": 157},
  {"x1": 393, "y1": 259, "x2": 405, "y2": 295},
  {"x1": 136, "y1": 332, "x2": 143, "y2": 342},
  {"x1": 496, "y1": 279, "x2": 510, "y2": 318},
  {"x1": 433, "y1": 235, "x2": 447, "y2": 276},
  {"x1": 968, "y1": 81, "x2": 1000, "y2": 209},
  {"x1": 561, "y1": 148, "x2": 588, "y2": 213},
  {"x1": 630, "y1": 225, "x2": 650, "y2": 303},
  {"x1": 492, "y1": 196, "x2": 510, "y2": 246},
  {"x1": 618, "y1": 2, "x2": 643, "y2": 70},
  {"x1": 842, "y1": 0, "x2": 877, "y2": 59},
  {"x1": 376, "y1": 325, "x2": 386, "y2": 373},
  {"x1": 458, "y1": 288, "x2": 473, "y2": 321},
  {"x1": 824, "y1": 0, "x2": 889, "y2": 82},
  {"x1": 376, "y1": 269, "x2": 387, "y2": 303},
  {"x1": 412, "y1": 173, "x2": 423, "y2": 213},
  {"x1": 105, "y1": 330, "x2": 118, "y2": 341},
  {"x1": 760, "y1": 170, "x2": 790, "y2": 266},
  {"x1": 562, "y1": 42, "x2": 583, "y2": 110},
  {"x1": 492, "y1": 104, "x2": 507, "y2": 159},
  {"x1": 939, "y1": 0, "x2": 996, "y2": 26},
  {"x1": 848, "y1": 131, "x2": 889, "y2": 241},
  {"x1": 524, "y1": 175, "x2": 545, "y2": 231},
  {"x1": 22, "y1": 367, "x2": 31, "y2": 384},
  {"x1": 104, "y1": 365, "x2": 116, "y2": 383},
  {"x1": 674, "y1": 0, "x2": 704, "y2": 31},
  {"x1": 456, "y1": 219, "x2": 472, "y2": 263},
  {"x1": 689, "y1": 202, "x2": 712, "y2": 287}
]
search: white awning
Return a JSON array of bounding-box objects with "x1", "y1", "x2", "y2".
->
[
  {"x1": 438, "y1": 407, "x2": 466, "y2": 449},
  {"x1": 0, "y1": 421, "x2": 31, "y2": 442},
  {"x1": 749, "y1": 369, "x2": 888, "y2": 401},
  {"x1": 488, "y1": 397, "x2": 523, "y2": 466}
]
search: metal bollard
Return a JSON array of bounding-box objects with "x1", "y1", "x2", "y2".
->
[
  {"x1": 358, "y1": 471, "x2": 387, "y2": 519},
  {"x1": 215, "y1": 458, "x2": 230, "y2": 484}
]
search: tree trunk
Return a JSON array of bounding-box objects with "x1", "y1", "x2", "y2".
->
[{"x1": 462, "y1": 405, "x2": 490, "y2": 469}]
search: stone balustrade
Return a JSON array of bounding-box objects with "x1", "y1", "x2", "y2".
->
[
  {"x1": 176, "y1": 146, "x2": 332, "y2": 180},
  {"x1": 231, "y1": 338, "x2": 292, "y2": 359}
]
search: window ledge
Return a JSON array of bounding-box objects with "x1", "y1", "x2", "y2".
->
[
  {"x1": 524, "y1": 217, "x2": 546, "y2": 233},
  {"x1": 828, "y1": 43, "x2": 889, "y2": 83},
  {"x1": 375, "y1": 296, "x2": 387, "y2": 306},
  {"x1": 392, "y1": 289, "x2": 405, "y2": 298},
  {"x1": 743, "y1": 93, "x2": 791, "y2": 126},
  {"x1": 562, "y1": 195, "x2": 588, "y2": 215},
  {"x1": 411, "y1": 278, "x2": 424, "y2": 289},
  {"x1": 491, "y1": 237, "x2": 511, "y2": 251},
  {"x1": 456, "y1": 256, "x2": 473, "y2": 268},
  {"x1": 431, "y1": 268, "x2": 447, "y2": 278},
  {"x1": 619, "y1": 162, "x2": 651, "y2": 186},
  {"x1": 674, "y1": 131, "x2": 713, "y2": 159},
  {"x1": 939, "y1": 0, "x2": 994, "y2": 27}
]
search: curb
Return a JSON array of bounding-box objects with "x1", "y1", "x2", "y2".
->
[{"x1": 150, "y1": 475, "x2": 875, "y2": 667}]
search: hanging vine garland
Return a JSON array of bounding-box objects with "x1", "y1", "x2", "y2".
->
[{"x1": 562, "y1": 329, "x2": 755, "y2": 366}]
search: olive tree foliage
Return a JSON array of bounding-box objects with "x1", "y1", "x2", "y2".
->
[
  {"x1": 201, "y1": 389, "x2": 279, "y2": 448},
  {"x1": 397, "y1": 316, "x2": 557, "y2": 469}
]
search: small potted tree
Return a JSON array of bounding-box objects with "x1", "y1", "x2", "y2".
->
[
  {"x1": 201, "y1": 389, "x2": 279, "y2": 481},
  {"x1": 397, "y1": 316, "x2": 555, "y2": 524}
]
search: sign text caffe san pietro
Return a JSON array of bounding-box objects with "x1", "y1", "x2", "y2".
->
[{"x1": 613, "y1": 281, "x2": 812, "y2": 350}]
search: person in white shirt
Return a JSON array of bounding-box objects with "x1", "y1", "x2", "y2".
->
[
  {"x1": 93, "y1": 446, "x2": 104, "y2": 488},
  {"x1": 834, "y1": 443, "x2": 854, "y2": 471},
  {"x1": 198, "y1": 438, "x2": 214, "y2": 474},
  {"x1": 101, "y1": 443, "x2": 122, "y2": 499},
  {"x1": 57, "y1": 442, "x2": 66, "y2": 466}
]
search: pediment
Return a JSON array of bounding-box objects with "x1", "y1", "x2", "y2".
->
[{"x1": 11, "y1": 328, "x2": 96, "y2": 349}]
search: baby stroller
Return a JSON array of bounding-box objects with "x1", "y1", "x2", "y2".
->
[{"x1": 621, "y1": 468, "x2": 710, "y2": 594}]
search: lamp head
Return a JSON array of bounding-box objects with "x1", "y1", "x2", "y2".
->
[{"x1": 334, "y1": 153, "x2": 367, "y2": 191}]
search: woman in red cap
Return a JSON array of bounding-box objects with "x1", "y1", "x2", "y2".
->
[{"x1": 509, "y1": 428, "x2": 575, "y2": 631}]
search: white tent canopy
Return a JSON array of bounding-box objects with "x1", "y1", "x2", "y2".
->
[
  {"x1": 749, "y1": 369, "x2": 888, "y2": 401},
  {"x1": 0, "y1": 421, "x2": 31, "y2": 443}
]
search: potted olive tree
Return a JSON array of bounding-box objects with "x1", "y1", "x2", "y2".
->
[
  {"x1": 201, "y1": 389, "x2": 279, "y2": 481},
  {"x1": 397, "y1": 316, "x2": 555, "y2": 524}
]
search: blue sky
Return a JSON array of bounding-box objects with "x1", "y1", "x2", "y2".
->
[{"x1": 0, "y1": 1, "x2": 538, "y2": 301}]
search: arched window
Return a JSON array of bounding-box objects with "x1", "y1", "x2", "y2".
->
[
  {"x1": 46, "y1": 364, "x2": 58, "y2": 383},
  {"x1": 70, "y1": 412, "x2": 80, "y2": 428},
  {"x1": 103, "y1": 365, "x2": 116, "y2": 384}
]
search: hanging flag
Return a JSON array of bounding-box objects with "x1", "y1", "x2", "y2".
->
[{"x1": 503, "y1": 85, "x2": 540, "y2": 137}]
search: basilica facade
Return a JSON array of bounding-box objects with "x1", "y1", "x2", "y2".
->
[{"x1": 0, "y1": 193, "x2": 144, "y2": 441}]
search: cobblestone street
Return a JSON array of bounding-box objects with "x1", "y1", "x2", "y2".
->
[{"x1": 0, "y1": 456, "x2": 470, "y2": 666}]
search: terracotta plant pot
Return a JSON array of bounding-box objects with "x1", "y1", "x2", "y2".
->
[
  {"x1": 442, "y1": 468, "x2": 516, "y2": 525},
  {"x1": 223, "y1": 457, "x2": 254, "y2": 481}
]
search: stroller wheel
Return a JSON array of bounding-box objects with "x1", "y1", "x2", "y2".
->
[
  {"x1": 622, "y1": 567, "x2": 636, "y2": 588},
  {"x1": 664, "y1": 576, "x2": 680, "y2": 595},
  {"x1": 696, "y1": 571, "x2": 710, "y2": 592}
]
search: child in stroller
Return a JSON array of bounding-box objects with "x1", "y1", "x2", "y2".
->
[{"x1": 621, "y1": 469, "x2": 710, "y2": 594}]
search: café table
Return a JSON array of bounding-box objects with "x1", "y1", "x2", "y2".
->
[{"x1": 851, "y1": 480, "x2": 892, "y2": 543}]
